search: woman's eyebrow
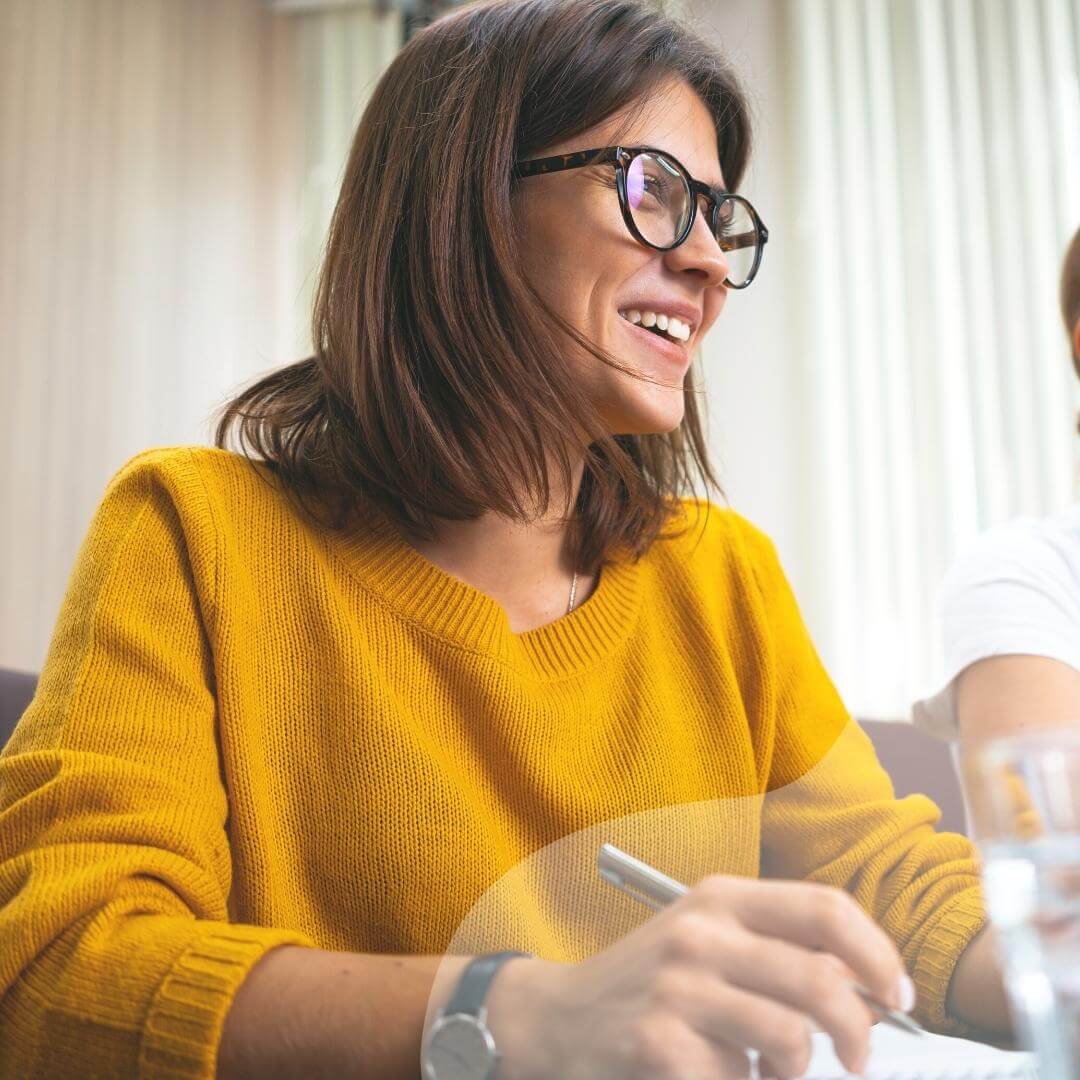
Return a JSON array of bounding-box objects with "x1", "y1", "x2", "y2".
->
[{"x1": 688, "y1": 162, "x2": 725, "y2": 190}]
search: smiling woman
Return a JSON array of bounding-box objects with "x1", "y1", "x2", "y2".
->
[
  {"x1": 213, "y1": 0, "x2": 755, "y2": 584},
  {"x1": 0, "y1": 1, "x2": 1010, "y2": 1077}
]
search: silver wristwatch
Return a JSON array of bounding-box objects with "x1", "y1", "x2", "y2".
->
[{"x1": 421, "y1": 950, "x2": 531, "y2": 1080}]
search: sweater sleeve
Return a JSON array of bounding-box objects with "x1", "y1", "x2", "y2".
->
[
  {"x1": 0, "y1": 450, "x2": 314, "y2": 1079},
  {"x1": 736, "y1": 519, "x2": 987, "y2": 1037}
]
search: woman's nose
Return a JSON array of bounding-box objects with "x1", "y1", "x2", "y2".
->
[{"x1": 663, "y1": 202, "x2": 729, "y2": 287}]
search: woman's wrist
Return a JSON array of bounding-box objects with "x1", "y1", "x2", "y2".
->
[
  {"x1": 219, "y1": 947, "x2": 468, "y2": 1079},
  {"x1": 945, "y1": 926, "x2": 1013, "y2": 1038},
  {"x1": 482, "y1": 956, "x2": 570, "y2": 1080}
]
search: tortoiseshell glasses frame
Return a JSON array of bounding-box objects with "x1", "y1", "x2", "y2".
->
[{"x1": 512, "y1": 145, "x2": 768, "y2": 289}]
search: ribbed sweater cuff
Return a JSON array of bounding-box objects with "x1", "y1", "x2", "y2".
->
[
  {"x1": 139, "y1": 923, "x2": 315, "y2": 1079},
  {"x1": 910, "y1": 887, "x2": 988, "y2": 1036}
]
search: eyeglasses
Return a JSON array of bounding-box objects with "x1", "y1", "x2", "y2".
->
[{"x1": 512, "y1": 145, "x2": 769, "y2": 289}]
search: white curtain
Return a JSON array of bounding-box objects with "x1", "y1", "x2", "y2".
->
[
  {"x1": 0, "y1": 0, "x2": 399, "y2": 672},
  {"x1": 288, "y1": 2, "x2": 402, "y2": 349},
  {"x1": 787, "y1": 0, "x2": 1080, "y2": 719}
]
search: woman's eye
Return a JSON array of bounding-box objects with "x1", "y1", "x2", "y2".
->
[
  {"x1": 623, "y1": 168, "x2": 672, "y2": 212},
  {"x1": 631, "y1": 176, "x2": 669, "y2": 210}
]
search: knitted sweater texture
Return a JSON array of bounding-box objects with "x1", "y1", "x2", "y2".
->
[{"x1": 0, "y1": 446, "x2": 986, "y2": 1077}]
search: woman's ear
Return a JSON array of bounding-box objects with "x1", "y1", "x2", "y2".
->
[{"x1": 1072, "y1": 319, "x2": 1080, "y2": 373}]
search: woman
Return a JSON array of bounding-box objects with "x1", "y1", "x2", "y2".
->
[
  {"x1": 914, "y1": 226, "x2": 1080, "y2": 746},
  {"x1": 0, "y1": 1, "x2": 1010, "y2": 1077}
]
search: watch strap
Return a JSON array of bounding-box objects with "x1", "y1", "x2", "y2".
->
[{"x1": 443, "y1": 950, "x2": 531, "y2": 1017}]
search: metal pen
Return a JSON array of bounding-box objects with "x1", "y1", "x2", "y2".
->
[{"x1": 597, "y1": 843, "x2": 923, "y2": 1037}]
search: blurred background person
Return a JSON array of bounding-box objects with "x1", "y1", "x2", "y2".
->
[{"x1": 913, "y1": 226, "x2": 1080, "y2": 747}]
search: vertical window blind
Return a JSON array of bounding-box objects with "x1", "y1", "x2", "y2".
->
[{"x1": 787, "y1": 0, "x2": 1080, "y2": 719}]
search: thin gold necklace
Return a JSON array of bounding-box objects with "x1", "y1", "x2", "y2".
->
[{"x1": 566, "y1": 569, "x2": 579, "y2": 614}]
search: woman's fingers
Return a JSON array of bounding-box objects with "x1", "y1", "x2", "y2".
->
[
  {"x1": 714, "y1": 930, "x2": 875, "y2": 1074},
  {"x1": 633, "y1": 1014, "x2": 754, "y2": 1079},
  {"x1": 656, "y1": 916, "x2": 873, "y2": 1075},
  {"x1": 654, "y1": 974, "x2": 818, "y2": 1080},
  {"x1": 691, "y1": 876, "x2": 910, "y2": 1014}
]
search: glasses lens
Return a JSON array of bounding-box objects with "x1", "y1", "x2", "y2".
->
[
  {"x1": 715, "y1": 197, "x2": 760, "y2": 287},
  {"x1": 625, "y1": 152, "x2": 692, "y2": 248}
]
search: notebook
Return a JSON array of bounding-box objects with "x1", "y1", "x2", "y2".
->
[{"x1": 803, "y1": 1023, "x2": 1038, "y2": 1079}]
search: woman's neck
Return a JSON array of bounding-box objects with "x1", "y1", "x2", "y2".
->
[{"x1": 396, "y1": 465, "x2": 596, "y2": 630}]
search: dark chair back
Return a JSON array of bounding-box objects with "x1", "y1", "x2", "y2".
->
[
  {"x1": 0, "y1": 669, "x2": 38, "y2": 750},
  {"x1": 861, "y1": 719, "x2": 968, "y2": 836}
]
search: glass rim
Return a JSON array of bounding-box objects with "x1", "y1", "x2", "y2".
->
[{"x1": 962, "y1": 728, "x2": 1080, "y2": 760}]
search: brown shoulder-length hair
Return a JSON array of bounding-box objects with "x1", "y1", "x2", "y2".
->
[{"x1": 215, "y1": 0, "x2": 752, "y2": 576}]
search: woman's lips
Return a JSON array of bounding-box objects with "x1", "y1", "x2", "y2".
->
[{"x1": 617, "y1": 315, "x2": 691, "y2": 373}]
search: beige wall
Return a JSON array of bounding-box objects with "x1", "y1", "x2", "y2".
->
[{"x1": 0, "y1": 0, "x2": 399, "y2": 671}]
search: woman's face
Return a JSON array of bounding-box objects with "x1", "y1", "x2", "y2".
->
[{"x1": 513, "y1": 78, "x2": 731, "y2": 437}]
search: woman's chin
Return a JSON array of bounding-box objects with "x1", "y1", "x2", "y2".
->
[{"x1": 604, "y1": 397, "x2": 686, "y2": 436}]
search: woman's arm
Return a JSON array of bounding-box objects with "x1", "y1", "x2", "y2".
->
[
  {"x1": 221, "y1": 878, "x2": 919, "y2": 1080},
  {"x1": 956, "y1": 655, "x2": 1080, "y2": 741},
  {"x1": 734, "y1": 518, "x2": 994, "y2": 1035},
  {"x1": 217, "y1": 948, "x2": 474, "y2": 1078},
  {"x1": 0, "y1": 454, "x2": 316, "y2": 1076},
  {"x1": 946, "y1": 656, "x2": 1080, "y2": 1038},
  {"x1": 945, "y1": 926, "x2": 1013, "y2": 1039}
]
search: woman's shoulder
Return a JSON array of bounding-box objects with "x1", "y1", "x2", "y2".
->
[
  {"x1": 671, "y1": 496, "x2": 777, "y2": 547},
  {"x1": 101, "y1": 445, "x2": 282, "y2": 511},
  {"x1": 664, "y1": 497, "x2": 785, "y2": 584},
  {"x1": 917, "y1": 504, "x2": 1080, "y2": 737},
  {"x1": 106, "y1": 444, "x2": 269, "y2": 488},
  {"x1": 936, "y1": 503, "x2": 1080, "y2": 668},
  {"x1": 943, "y1": 503, "x2": 1080, "y2": 602},
  {"x1": 94, "y1": 445, "x2": 300, "y2": 552},
  {"x1": 958, "y1": 501, "x2": 1080, "y2": 553}
]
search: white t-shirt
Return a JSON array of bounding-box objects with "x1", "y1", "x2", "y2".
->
[{"x1": 912, "y1": 503, "x2": 1080, "y2": 740}]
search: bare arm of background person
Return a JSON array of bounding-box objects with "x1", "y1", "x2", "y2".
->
[{"x1": 956, "y1": 655, "x2": 1080, "y2": 742}]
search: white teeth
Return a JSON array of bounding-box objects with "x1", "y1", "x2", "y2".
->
[{"x1": 618, "y1": 308, "x2": 693, "y2": 342}]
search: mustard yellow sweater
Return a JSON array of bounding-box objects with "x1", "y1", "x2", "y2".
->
[{"x1": 0, "y1": 446, "x2": 986, "y2": 1077}]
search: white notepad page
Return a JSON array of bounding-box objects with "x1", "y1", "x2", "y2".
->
[{"x1": 804, "y1": 1024, "x2": 1038, "y2": 1079}]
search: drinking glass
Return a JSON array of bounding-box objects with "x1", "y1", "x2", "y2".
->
[{"x1": 961, "y1": 729, "x2": 1080, "y2": 1079}]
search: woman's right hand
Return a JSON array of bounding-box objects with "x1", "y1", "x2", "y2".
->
[{"x1": 485, "y1": 874, "x2": 915, "y2": 1080}]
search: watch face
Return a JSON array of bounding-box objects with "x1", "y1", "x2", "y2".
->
[{"x1": 424, "y1": 1014, "x2": 497, "y2": 1080}]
